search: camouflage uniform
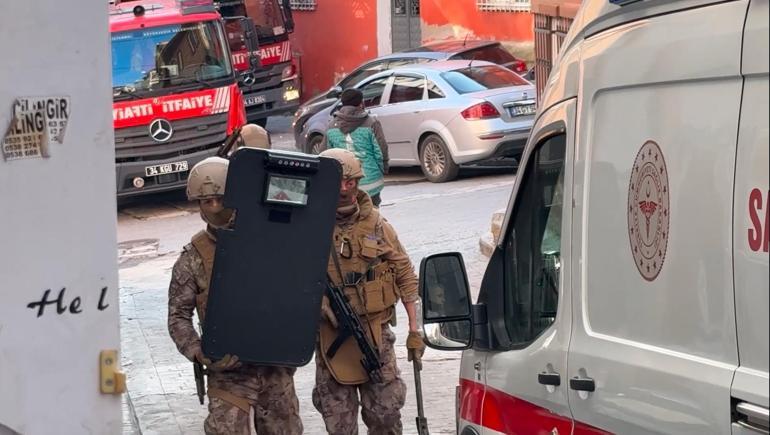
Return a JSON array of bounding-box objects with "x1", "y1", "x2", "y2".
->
[
  {"x1": 168, "y1": 230, "x2": 303, "y2": 435},
  {"x1": 313, "y1": 328, "x2": 406, "y2": 435},
  {"x1": 312, "y1": 192, "x2": 419, "y2": 435}
]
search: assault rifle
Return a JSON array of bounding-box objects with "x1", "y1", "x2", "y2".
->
[
  {"x1": 216, "y1": 126, "x2": 242, "y2": 158},
  {"x1": 325, "y1": 283, "x2": 383, "y2": 383},
  {"x1": 193, "y1": 361, "x2": 206, "y2": 405}
]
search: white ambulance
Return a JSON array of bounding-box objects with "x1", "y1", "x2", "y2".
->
[{"x1": 419, "y1": 0, "x2": 769, "y2": 433}]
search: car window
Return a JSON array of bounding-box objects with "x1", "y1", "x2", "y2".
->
[
  {"x1": 388, "y1": 75, "x2": 425, "y2": 104},
  {"x1": 386, "y1": 58, "x2": 417, "y2": 69},
  {"x1": 339, "y1": 60, "x2": 389, "y2": 89},
  {"x1": 427, "y1": 81, "x2": 445, "y2": 99},
  {"x1": 358, "y1": 76, "x2": 390, "y2": 108},
  {"x1": 441, "y1": 65, "x2": 529, "y2": 94},
  {"x1": 453, "y1": 45, "x2": 517, "y2": 65},
  {"x1": 503, "y1": 134, "x2": 566, "y2": 346}
]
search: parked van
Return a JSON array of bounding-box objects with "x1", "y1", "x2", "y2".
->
[{"x1": 419, "y1": 0, "x2": 769, "y2": 433}]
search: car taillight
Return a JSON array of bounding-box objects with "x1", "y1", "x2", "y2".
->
[
  {"x1": 282, "y1": 64, "x2": 297, "y2": 81},
  {"x1": 513, "y1": 60, "x2": 527, "y2": 73},
  {"x1": 461, "y1": 102, "x2": 500, "y2": 120}
]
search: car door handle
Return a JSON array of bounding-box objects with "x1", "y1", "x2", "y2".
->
[
  {"x1": 569, "y1": 377, "x2": 596, "y2": 392},
  {"x1": 538, "y1": 372, "x2": 561, "y2": 387}
]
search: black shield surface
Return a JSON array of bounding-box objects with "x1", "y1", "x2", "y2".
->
[{"x1": 202, "y1": 148, "x2": 341, "y2": 366}]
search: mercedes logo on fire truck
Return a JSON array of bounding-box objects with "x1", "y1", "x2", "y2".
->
[
  {"x1": 628, "y1": 140, "x2": 670, "y2": 282},
  {"x1": 243, "y1": 73, "x2": 256, "y2": 86},
  {"x1": 149, "y1": 118, "x2": 173, "y2": 143}
]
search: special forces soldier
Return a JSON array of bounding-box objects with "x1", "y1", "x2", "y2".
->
[
  {"x1": 313, "y1": 148, "x2": 426, "y2": 435},
  {"x1": 167, "y1": 126, "x2": 303, "y2": 435},
  {"x1": 235, "y1": 123, "x2": 271, "y2": 152}
]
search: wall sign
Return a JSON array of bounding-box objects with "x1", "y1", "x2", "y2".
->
[{"x1": 2, "y1": 96, "x2": 70, "y2": 161}]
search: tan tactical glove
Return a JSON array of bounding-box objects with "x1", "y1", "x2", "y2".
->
[
  {"x1": 321, "y1": 296, "x2": 339, "y2": 328},
  {"x1": 406, "y1": 331, "x2": 426, "y2": 370},
  {"x1": 191, "y1": 345, "x2": 241, "y2": 372}
]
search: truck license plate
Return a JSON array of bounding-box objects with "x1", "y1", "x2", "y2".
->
[
  {"x1": 145, "y1": 161, "x2": 188, "y2": 177},
  {"x1": 508, "y1": 103, "x2": 536, "y2": 117},
  {"x1": 245, "y1": 95, "x2": 267, "y2": 106}
]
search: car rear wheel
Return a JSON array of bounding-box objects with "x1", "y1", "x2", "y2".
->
[
  {"x1": 307, "y1": 134, "x2": 326, "y2": 155},
  {"x1": 420, "y1": 134, "x2": 459, "y2": 183}
]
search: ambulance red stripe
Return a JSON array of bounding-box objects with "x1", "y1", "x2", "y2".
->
[{"x1": 459, "y1": 379, "x2": 612, "y2": 435}]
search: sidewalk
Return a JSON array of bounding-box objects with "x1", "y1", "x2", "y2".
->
[{"x1": 119, "y1": 254, "x2": 465, "y2": 434}]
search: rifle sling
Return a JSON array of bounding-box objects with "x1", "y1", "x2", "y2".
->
[
  {"x1": 325, "y1": 324, "x2": 351, "y2": 359},
  {"x1": 207, "y1": 387, "x2": 251, "y2": 413}
]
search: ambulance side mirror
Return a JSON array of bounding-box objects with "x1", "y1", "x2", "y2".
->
[{"x1": 419, "y1": 253, "x2": 473, "y2": 350}]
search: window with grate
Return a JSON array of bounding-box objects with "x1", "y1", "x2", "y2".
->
[
  {"x1": 290, "y1": 0, "x2": 316, "y2": 11},
  {"x1": 476, "y1": 0, "x2": 531, "y2": 12}
]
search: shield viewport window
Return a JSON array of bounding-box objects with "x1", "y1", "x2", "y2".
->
[{"x1": 264, "y1": 175, "x2": 309, "y2": 206}]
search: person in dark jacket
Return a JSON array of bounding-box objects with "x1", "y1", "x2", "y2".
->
[{"x1": 321, "y1": 89, "x2": 389, "y2": 206}]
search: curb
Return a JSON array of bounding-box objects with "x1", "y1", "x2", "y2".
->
[
  {"x1": 122, "y1": 392, "x2": 142, "y2": 435},
  {"x1": 478, "y1": 208, "x2": 506, "y2": 258}
]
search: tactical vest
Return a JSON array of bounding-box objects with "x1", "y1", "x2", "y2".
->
[
  {"x1": 190, "y1": 230, "x2": 216, "y2": 323},
  {"x1": 326, "y1": 208, "x2": 399, "y2": 319}
]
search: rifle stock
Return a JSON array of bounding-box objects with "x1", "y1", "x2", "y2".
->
[{"x1": 216, "y1": 126, "x2": 242, "y2": 158}]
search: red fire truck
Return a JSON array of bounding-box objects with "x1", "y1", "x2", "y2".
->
[
  {"x1": 110, "y1": 0, "x2": 255, "y2": 197},
  {"x1": 214, "y1": 0, "x2": 300, "y2": 127}
]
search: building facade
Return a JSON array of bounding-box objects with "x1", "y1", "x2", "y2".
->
[
  {"x1": 531, "y1": 0, "x2": 581, "y2": 100},
  {"x1": 289, "y1": 0, "x2": 536, "y2": 101}
]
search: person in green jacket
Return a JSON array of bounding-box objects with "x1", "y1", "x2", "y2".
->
[{"x1": 321, "y1": 89, "x2": 389, "y2": 206}]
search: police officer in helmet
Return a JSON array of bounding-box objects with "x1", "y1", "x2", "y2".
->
[
  {"x1": 167, "y1": 125, "x2": 302, "y2": 435},
  {"x1": 314, "y1": 148, "x2": 426, "y2": 434}
]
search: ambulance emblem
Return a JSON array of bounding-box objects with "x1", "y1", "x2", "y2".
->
[{"x1": 628, "y1": 140, "x2": 670, "y2": 282}]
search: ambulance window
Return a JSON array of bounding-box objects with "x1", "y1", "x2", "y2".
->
[{"x1": 503, "y1": 134, "x2": 566, "y2": 346}]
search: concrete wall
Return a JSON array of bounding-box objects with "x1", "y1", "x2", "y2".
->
[
  {"x1": 420, "y1": 0, "x2": 535, "y2": 62},
  {"x1": 291, "y1": 0, "x2": 380, "y2": 100},
  {"x1": 0, "y1": 1, "x2": 121, "y2": 433}
]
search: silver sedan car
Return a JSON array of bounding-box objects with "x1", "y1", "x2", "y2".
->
[{"x1": 299, "y1": 60, "x2": 536, "y2": 182}]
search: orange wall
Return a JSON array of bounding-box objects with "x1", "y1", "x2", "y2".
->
[
  {"x1": 421, "y1": 0, "x2": 534, "y2": 43},
  {"x1": 290, "y1": 1, "x2": 379, "y2": 101}
]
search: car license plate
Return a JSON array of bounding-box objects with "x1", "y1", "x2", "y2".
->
[
  {"x1": 145, "y1": 161, "x2": 188, "y2": 177},
  {"x1": 508, "y1": 103, "x2": 536, "y2": 117},
  {"x1": 244, "y1": 95, "x2": 267, "y2": 106}
]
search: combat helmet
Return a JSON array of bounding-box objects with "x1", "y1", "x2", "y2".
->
[
  {"x1": 186, "y1": 157, "x2": 229, "y2": 200},
  {"x1": 319, "y1": 148, "x2": 364, "y2": 179},
  {"x1": 239, "y1": 124, "x2": 270, "y2": 149}
]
